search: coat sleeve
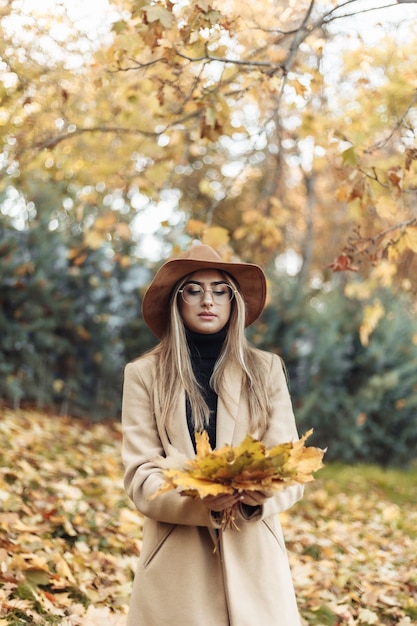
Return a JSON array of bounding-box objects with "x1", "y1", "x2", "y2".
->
[
  {"x1": 121, "y1": 358, "x2": 218, "y2": 528},
  {"x1": 238, "y1": 352, "x2": 304, "y2": 522}
]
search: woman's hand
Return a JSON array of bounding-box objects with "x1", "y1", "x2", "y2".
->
[
  {"x1": 200, "y1": 492, "x2": 242, "y2": 512},
  {"x1": 239, "y1": 489, "x2": 273, "y2": 506},
  {"x1": 201, "y1": 489, "x2": 273, "y2": 511}
]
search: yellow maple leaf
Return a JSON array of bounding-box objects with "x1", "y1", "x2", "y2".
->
[
  {"x1": 284, "y1": 429, "x2": 326, "y2": 482},
  {"x1": 143, "y1": 4, "x2": 174, "y2": 29}
]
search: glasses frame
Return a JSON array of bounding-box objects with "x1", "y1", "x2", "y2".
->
[{"x1": 178, "y1": 282, "x2": 237, "y2": 306}]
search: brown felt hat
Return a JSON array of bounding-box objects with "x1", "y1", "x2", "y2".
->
[{"x1": 142, "y1": 244, "x2": 267, "y2": 338}]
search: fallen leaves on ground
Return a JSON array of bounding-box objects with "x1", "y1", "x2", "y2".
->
[
  {"x1": 285, "y1": 470, "x2": 417, "y2": 625},
  {"x1": 0, "y1": 408, "x2": 416, "y2": 625},
  {"x1": 0, "y1": 408, "x2": 139, "y2": 625}
]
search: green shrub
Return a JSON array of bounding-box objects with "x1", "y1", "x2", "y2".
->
[
  {"x1": 0, "y1": 221, "x2": 150, "y2": 418},
  {"x1": 256, "y1": 278, "x2": 417, "y2": 468}
]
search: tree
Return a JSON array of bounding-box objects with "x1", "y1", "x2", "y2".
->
[{"x1": 1, "y1": 0, "x2": 417, "y2": 283}]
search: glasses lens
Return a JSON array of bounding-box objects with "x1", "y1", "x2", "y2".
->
[
  {"x1": 212, "y1": 284, "x2": 233, "y2": 304},
  {"x1": 181, "y1": 284, "x2": 204, "y2": 304},
  {"x1": 180, "y1": 283, "x2": 234, "y2": 304}
]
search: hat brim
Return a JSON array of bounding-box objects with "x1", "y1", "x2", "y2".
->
[{"x1": 142, "y1": 256, "x2": 266, "y2": 338}]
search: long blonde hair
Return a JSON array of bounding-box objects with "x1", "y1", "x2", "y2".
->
[{"x1": 149, "y1": 272, "x2": 270, "y2": 435}]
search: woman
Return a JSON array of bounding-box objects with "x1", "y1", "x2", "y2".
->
[{"x1": 121, "y1": 244, "x2": 303, "y2": 626}]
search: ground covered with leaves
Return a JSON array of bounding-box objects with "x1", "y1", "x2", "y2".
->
[{"x1": 0, "y1": 409, "x2": 416, "y2": 626}]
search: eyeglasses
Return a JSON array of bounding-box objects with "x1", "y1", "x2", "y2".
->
[{"x1": 179, "y1": 282, "x2": 236, "y2": 305}]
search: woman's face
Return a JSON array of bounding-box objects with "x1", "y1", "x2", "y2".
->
[{"x1": 178, "y1": 269, "x2": 233, "y2": 334}]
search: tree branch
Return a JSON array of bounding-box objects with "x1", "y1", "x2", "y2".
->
[
  {"x1": 283, "y1": 0, "x2": 316, "y2": 73},
  {"x1": 320, "y1": 0, "x2": 400, "y2": 25},
  {"x1": 364, "y1": 90, "x2": 417, "y2": 154},
  {"x1": 32, "y1": 126, "x2": 161, "y2": 150},
  {"x1": 354, "y1": 218, "x2": 417, "y2": 247},
  {"x1": 175, "y1": 49, "x2": 285, "y2": 72}
]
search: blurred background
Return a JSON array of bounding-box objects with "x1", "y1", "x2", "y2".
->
[{"x1": 1, "y1": 0, "x2": 417, "y2": 467}]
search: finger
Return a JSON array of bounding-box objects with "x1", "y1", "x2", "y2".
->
[{"x1": 241, "y1": 491, "x2": 269, "y2": 505}]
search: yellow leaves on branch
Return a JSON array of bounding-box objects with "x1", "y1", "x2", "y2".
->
[{"x1": 150, "y1": 430, "x2": 326, "y2": 502}]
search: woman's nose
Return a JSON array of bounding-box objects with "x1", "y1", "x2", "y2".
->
[{"x1": 202, "y1": 289, "x2": 214, "y2": 305}]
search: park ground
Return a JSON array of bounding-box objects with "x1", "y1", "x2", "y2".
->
[{"x1": 0, "y1": 408, "x2": 416, "y2": 626}]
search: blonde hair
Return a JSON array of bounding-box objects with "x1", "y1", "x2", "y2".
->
[{"x1": 148, "y1": 272, "x2": 270, "y2": 436}]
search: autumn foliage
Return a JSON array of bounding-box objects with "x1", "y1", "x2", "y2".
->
[
  {"x1": 1, "y1": 0, "x2": 417, "y2": 280},
  {"x1": 154, "y1": 430, "x2": 325, "y2": 499}
]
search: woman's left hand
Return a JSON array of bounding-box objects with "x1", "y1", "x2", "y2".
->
[{"x1": 239, "y1": 489, "x2": 273, "y2": 506}]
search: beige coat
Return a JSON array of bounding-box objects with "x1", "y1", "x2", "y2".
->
[{"x1": 122, "y1": 350, "x2": 303, "y2": 626}]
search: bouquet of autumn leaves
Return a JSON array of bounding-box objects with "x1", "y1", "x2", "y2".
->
[{"x1": 150, "y1": 429, "x2": 326, "y2": 531}]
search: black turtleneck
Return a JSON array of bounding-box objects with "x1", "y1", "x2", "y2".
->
[{"x1": 185, "y1": 326, "x2": 228, "y2": 450}]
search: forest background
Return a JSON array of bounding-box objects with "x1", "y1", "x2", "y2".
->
[{"x1": 1, "y1": 0, "x2": 417, "y2": 468}]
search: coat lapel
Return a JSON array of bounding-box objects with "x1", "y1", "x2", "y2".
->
[
  {"x1": 164, "y1": 388, "x2": 196, "y2": 457},
  {"x1": 216, "y1": 363, "x2": 244, "y2": 448}
]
